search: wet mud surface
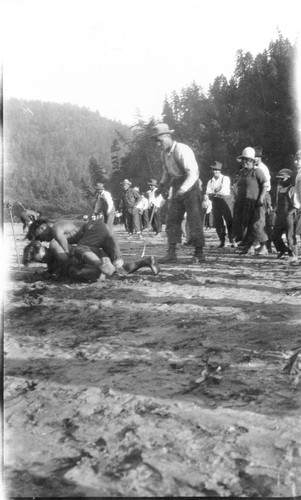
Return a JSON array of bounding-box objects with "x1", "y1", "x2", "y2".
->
[{"x1": 3, "y1": 224, "x2": 301, "y2": 497}]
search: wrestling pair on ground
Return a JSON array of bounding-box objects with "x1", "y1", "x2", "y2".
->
[{"x1": 23, "y1": 218, "x2": 160, "y2": 282}]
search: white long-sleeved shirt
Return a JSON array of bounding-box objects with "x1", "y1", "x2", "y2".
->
[
  {"x1": 255, "y1": 161, "x2": 271, "y2": 192},
  {"x1": 160, "y1": 141, "x2": 200, "y2": 193},
  {"x1": 206, "y1": 175, "x2": 231, "y2": 197},
  {"x1": 147, "y1": 188, "x2": 163, "y2": 208},
  {"x1": 295, "y1": 170, "x2": 301, "y2": 206},
  {"x1": 94, "y1": 190, "x2": 114, "y2": 215}
]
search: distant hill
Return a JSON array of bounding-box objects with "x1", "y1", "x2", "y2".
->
[{"x1": 4, "y1": 98, "x2": 131, "y2": 216}]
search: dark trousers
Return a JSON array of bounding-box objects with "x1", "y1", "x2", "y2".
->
[
  {"x1": 166, "y1": 182, "x2": 204, "y2": 247},
  {"x1": 124, "y1": 207, "x2": 142, "y2": 234},
  {"x1": 272, "y1": 212, "x2": 297, "y2": 252},
  {"x1": 212, "y1": 197, "x2": 233, "y2": 243},
  {"x1": 233, "y1": 199, "x2": 268, "y2": 245},
  {"x1": 77, "y1": 220, "x2": 122, "y2": 263},
  {"x1": 148, "y1": 207, "x2": 162, "y2": 233}
]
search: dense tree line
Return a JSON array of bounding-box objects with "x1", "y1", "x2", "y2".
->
[
  {"x1": 113, "y1": 34, "x2": 299, "y2": 204},
  {"x1": 4, "y1": 33, "x2": 299, "y2": 219}
]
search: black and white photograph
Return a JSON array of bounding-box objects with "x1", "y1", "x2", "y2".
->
[{"x1": 2, "y1": 0, "x2": 301, "y2": 497}]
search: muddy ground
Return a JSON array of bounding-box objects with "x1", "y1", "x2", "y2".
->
[{"x1": 3, "y1": 222, "x2": 301, "y2": 497}]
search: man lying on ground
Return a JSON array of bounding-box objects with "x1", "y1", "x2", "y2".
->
[{"x1": 25, "y1": 218, "x2": 160, "y2": 280}]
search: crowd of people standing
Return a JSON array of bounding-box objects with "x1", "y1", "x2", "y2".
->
[{"x1": 91, "y1": 123, "x2": 301, "y2": 266}]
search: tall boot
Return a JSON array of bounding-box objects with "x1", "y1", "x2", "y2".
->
[
  {"x1": 191, "y1": 246, "x2": 205, "y2": 263},
  {"x1": 159, "y1": 243, "x2": 177, "y2": 263},
  {"x1": 124, "y1": 256, "x2": 160, "y2": 275}
]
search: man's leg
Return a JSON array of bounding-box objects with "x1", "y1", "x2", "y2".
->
[
  {"x1": 72, "y1": 245, "x2": 116, "y2": 276},
  {"x1": 160, "y1": 197, "x2": 185, "y2": 262},
  {"x1": 185, "y1": 188, "x2": 205, "y2": 262}
]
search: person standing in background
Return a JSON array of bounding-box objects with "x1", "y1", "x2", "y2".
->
[
  {"x1": 93, "y1": 182, "x2": 115, "y2": 230},
  {"x1": 147, "y1": 179, "x2": 163, "y2": 236},
  {"x1": 119, "y1": 179, "x2": 143, "y2": 239},
  {"x1": 254, "y1": 147, "x2": 273, "y2": 254},
  {"x1": 205, "y1": 161, "x2": 234, "y2": 248}
]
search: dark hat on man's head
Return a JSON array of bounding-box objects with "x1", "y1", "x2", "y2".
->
[
  {"x1": 276, "y1": 168, "x2": 293, "y2": 178},
  {"x1": 96, "y1": 182, "x2": 105, "y2": 190},
  {"x1": 151, "y1": 123, "x2": 175, "y2": 137},
  {"x1": 254, "y1": 146, "x2": 263, "y2": 157},
  {"x1": 148, "y1": 179, "x2": 158, "y2": 186},
  {"x1": 210, "y1": 161, "x2": 222, "y2": 171}
]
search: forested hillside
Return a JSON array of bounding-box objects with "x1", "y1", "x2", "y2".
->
[
  {"x1": 4, "y1": 33, "x2": 299, "y2": 217},
  {"x1": 4, "y1": 100, "x2": 131, "y2": 215}
]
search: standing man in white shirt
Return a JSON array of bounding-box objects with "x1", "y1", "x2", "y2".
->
[
  {"x1": 206, "y1": 161, "x2": 234, "y2": 248},
  {"x1": 254, "y1": 147, "x2": 273, "y2": 254},
  {"x1": 151, "y1": 123, "x2": 204, "y2": 264},
  {"x1": 93, "y1": 182, "x2": 115, "y2": 230},
  {"x1": 146, "y1": 179, "x2": 164, "y2": 236}
]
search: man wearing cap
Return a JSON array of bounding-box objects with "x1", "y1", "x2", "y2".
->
[
  {"x1": 254, "y1": 147, "x2": 273, "y2": 254},
  {"x1": 119, "y1": 179, "x2": 143, "y2": 238},
  {"x1": 146, "y1": 179, "x2": 164, "y2": 236},
  {"x1": 272, "y1": 168, "x2": 299, "y2": 261},
  {"x1": 233, "y1": 147, "x2": 269, "y2": 255},
  {"x1": 206, "y1": 161, "x2": 234, "y2": 248},
  {"x1": 93, "y1": 182, "x2": 115, "y2": 229},
  {"x1": 151, "y1": 123, "x2": 204, "y2": 263}
]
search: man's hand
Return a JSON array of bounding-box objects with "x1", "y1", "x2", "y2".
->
[{"x1": 256, "y1": 197, "x2": 264, "y2": 208}]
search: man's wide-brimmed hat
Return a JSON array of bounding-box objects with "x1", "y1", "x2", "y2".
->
[
  {"x1": 96, "y1": 182, "x2": 105, "y2": 190},
  {"x1": 210, "y1": 161, "x2": 222, "y2": 171},
  {"x1": 121, "y1": 179, "x2": 132, "y2": 185},
  {"x1": 148, "y1": 179, "x2": 158, "y2": 186},
  {"x1": 276, "y1": 168, "x2": 293, "y2": 178},
  {"x1": 133, "y1": 186, "x2": 140, "y2": 192},
  {"x1": 237, "y1": 147, "x2": 256, "y2": 162},
  {"x1": 151, "y1": 123, "x2": 175, "y2": 137}
]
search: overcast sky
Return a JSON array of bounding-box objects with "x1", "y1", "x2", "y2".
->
[{"x1": 2, "y1": 0, "x2": 301, "y2": 125}]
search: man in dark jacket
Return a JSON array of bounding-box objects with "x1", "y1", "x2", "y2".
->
[{"x1": 119, "y1": 179, "x2": 143, "y2": 239}]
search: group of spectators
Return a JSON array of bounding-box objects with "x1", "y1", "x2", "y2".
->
[{"x1": 93, "y1": 124, "x2": 301, "y2": 266}]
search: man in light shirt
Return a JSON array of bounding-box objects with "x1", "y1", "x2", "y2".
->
[
  {"x1": 254, "y1": 147, "x2": 273, "y2": 254},
  {"x1": 206, "y1": 161, "x2": 234, "y2": 248},
  {"x1": 93, "y1": 182, "x2": 115, "y2": 230},
  {"x1": 151, "y1": 123, "x2": 204, "y2": 264},
  {"x1": 146, "y1": 179, "x2": 164, "y2": 236}
]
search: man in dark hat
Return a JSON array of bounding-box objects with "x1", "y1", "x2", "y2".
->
[
  {"x1": 151, "y1": 123, "x2": 204, "y2": 263},
  {"x1": 93, "y1": 182, "x2": 115, "y2": 229},
  {"x1": 272, "y1": 168, "x2": 299, "y2": 262},
  {"x1": 205, "y1": 161, "x2": 234, "y2": 248},
  {"x1": 119, "y1": 179, "x2": 143, "y2": 239},
  {"x1": 146, "y1": 179, "x2": 164, "y2": 236}
]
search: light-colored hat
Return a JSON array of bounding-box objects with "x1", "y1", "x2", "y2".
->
[
  {"x1": 121, "y1": 179, "x2": 132, "y2": 185},
  {"x1": 147, "y1": 179, "x2": 158, "y2": 186},
  {"x1": 96, "y1": 182, "x2": 105, "y2": 190},
  {"x1": 210, "y1": 161, "x2": 222, "y2": 171},
  {"x1": 276, "y1": 168, "x2": 293, "y2": 178},
  {"x1": 133, "y1": 186, "x2": 140, "y2": 192},
  {"x1": 236, "y1": 147, "x2": 256, "y2": 162},
  {"x1": 151, "y1": 123, "x2": 175, "y2": 137}
]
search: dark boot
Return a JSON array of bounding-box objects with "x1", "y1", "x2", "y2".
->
[
  {"x1": 159, "y1": 243, "x2": 177, "y2": 263},
  {"x1": 124, "y1": 256, "x2": 161, "y2": 275},
  {"x1": 191, "y1": 246, "x2": 205, "y2": 263}
]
